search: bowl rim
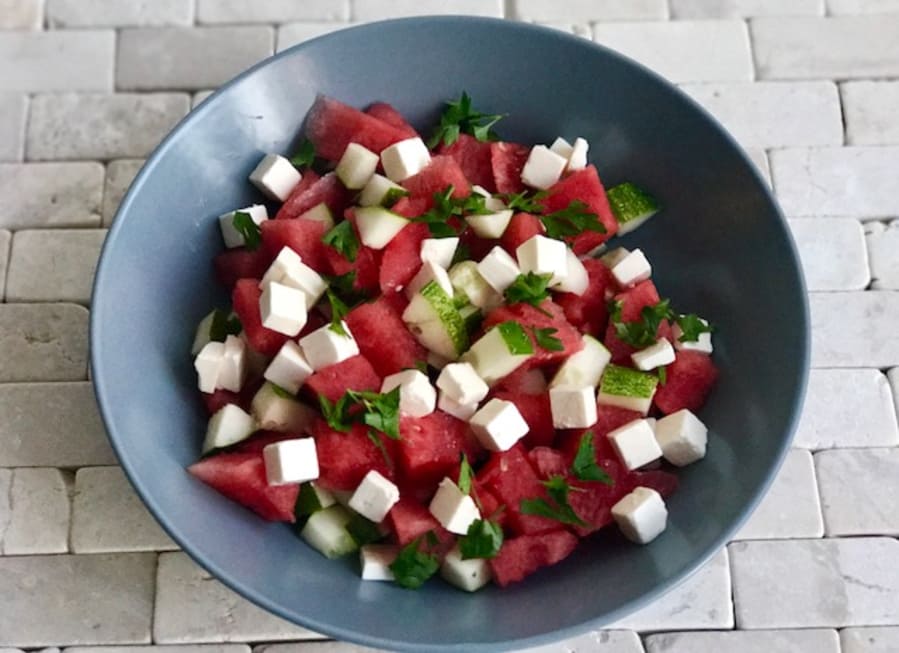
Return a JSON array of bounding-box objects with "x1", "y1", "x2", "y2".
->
[{"x1": 91, "y1": 14, "x2": 810, "y2": 652}]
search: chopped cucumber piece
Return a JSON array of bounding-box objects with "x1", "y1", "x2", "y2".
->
[
  {"x1": 355, "y1": 206, "x2": 409, "y2": 249},
  {"x1": 251, "y1": 382, "x2": 316, "y2": 433},
  {"x1": 459, "y1": 303, "x2": 483, "y2": 334},
  {"x1": 295, "y1": 481, "x2": 337, "y2": 523},
  {"x1": 440, "y1": 544, "x2": 492, "y2": 592},
  {"x1": 607, "y1": 182, "x2": 660, "y2": 235},
  {"x1": 550, "y1": 335, "x2": 611, "y2": 389},
  {"x1": 298, "y1": 202, "x2": 334, "y2": 229},
  {"x1": 448, "y1": 260, "x2": 501, "y2": 310},
  {"x1": 465, "y1": 209, "x2": 513, "y2": 239},
  {"x1": 402, "y1": 281, "x2": 469, "y2": 359},
  {"x1": 359, "y1": 173, "x2": 408, "y2": 208},
  {"x1": 597, "y1": 364, "x2": 658, "y2": 414},
  {"x1": 202, "y1": 404, "x2": 256, "y2": 454},
  {"x1": 463, "y1": 322, "x2": 533, "y2": 386},
  {"x1": 191, "y1": 310, "x2": 217, "y2": 356},
  {"x1": 300, "y1": 504, "x2": 359, "y2": 559}
]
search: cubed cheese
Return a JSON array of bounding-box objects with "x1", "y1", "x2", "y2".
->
[
  {"x1": 465, "y1": 209, "x2": 514, "y2": 239},
  {"x1": 406, "y1": 259, "x2": 454, "y2": 299},
  {"x1": 436, "y1": 362, "x2": 489, "y2": 405},
  {"x1": 611, "y1": 486, "x2": 668, "y2": 544},
  {"x1": 194, "y1": 341, "x2": 224, "y2": 393},
  {"x1": 298, "y1": 321, "x2": 359, "y2": 370},
  {"x1": 550, "y1": 335, "x2": 610, "y2": 388},
  {"x1": 429, "y1": 477, "x2": 481, "y2": 535},
  {"x1": 449, "y1": 260, "x2": 502, "y2": 310},
  {"x1": 263, "y1": 437, "x2": 319, "y2": 485},
  {"x1": 359, "y1": 544, "x2": 398, "y2": 581},
  {"x1": 549, "y1": 136, "x2": 573, "y2": 159},
  {"x1": 335, "y1": 142, "x2": 379, "y2": 189},
  {"x1": 440, "y1": 544, "x2": 492, "y2": 592},
  {"x1": 249, "y1": 153, "x2": 301, "y2": 201},
  {"x1": 381, "y1": 369, "x2": 436, "y2": 418},
  {"x1": 607, "y1": 419, "x2": 663, "y2": 470},
  {"x1": 611, "y1": 248, "x2": 652, "y2": 287},
  {"x1": 654, "y1": 409, "x2": 708, "y2": 466},
  {"x1": 477, "y1": 246, "x2": 521, "y2": 293},
  {"x1": 219, "y1": 204, "x2": 268, "y2": 249},
  {"x1": 251, "y1": 382, "x2": 316, "y2": 433},
  {"x1": 469, "y1": 398, "x2": 529, "y2": 451},
  {"x1": 420, "y1": 237, "x2": 459, "y2": 269},
  {"x1": 437, "y1": 392, "x2": 479, "y2": 420},
  {"x1": 672, "y1": 318, "x2": 714, "y2": 354},
  {"x1": 567, "y1": 137, "x2": 588, "y2": 171},
  {"x1": 202, "y1": 403, "x2": 256, "y2": 453},
  {"x1": 217, "y1": 334, "x2": 247, "y2": 392},
  {"x1": 348, "y1": 470, "x2": 400, "y2": 522},
  {"x1": 520, "y1": 144, "x2": 568, "y2": 190},
  {"x1": 380, "y1": 137, "x2": 431, "y2": 182},
  {"x1": 549, "y1": 385, "x2": 597, "y2": 429},
  {"x1": 359, "y1": 173, "x2": 407, "y2": 207},
  {"x1": 281, "y1": 260, "x2": 328, "y2": 307},
  {"x1": 516, "y1": 234, "x2": 569, "y2": 285},
  {"x1": 260, "y1": 246, "x2": 304, "y2": 287},
  {"x1": 259, "y1": 281, "x2": 308, "y2": 336},
  {"x1": 263, "y1": 340, "x2": 313, "y2": 394},
  {"x1": 553, "y1": 248, "x2": 589, "y2": 295},
  {"x1": 631, "y1": 338, "x2": 676, "y2": 371}
]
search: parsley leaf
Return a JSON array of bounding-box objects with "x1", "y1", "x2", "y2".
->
[
  {"x1": 322, "y1": 220, "x2": 360, "y2": 262},
  {"x1": 366, "y1": 429, "x2": 394, "y2": 472},
  {"x1": 675, "y1": 313, "x2": 713, "y2": 343},
  {"x1": 532, "y1": 327, "x2": 564, "y2": 352},
  {"x1": 289, "y1": 139, "x2": 316, "y2": 168},
  {"x1": 389, "y1": 538, "x2": 440, "y2": 589},
  {"x1": 347, "y1": 387, "x2": 401, "y2": 440},
  {"x1": 413, "y1": 186, "x2": 491, "y2": 237},
  {"x1": 500, "y1": 189, "x2": 548, "y2": 213},
  {"x1": 232, "y1": 211, "x2": 261, "y2": 250},
  {"x1": 658, "y1": 366, "x2": 668, "y2": 385},
  {"x1": 610, "y1": 298, "x2": 676, "y2": 349},
  {"x1": 457, "y1": 454, "x2": 474, "y2": 495},
  {"x1": 318, "y1": 394, "x2": 353, "y2": 432},
  {"x1": 540, "y1": 200, "x2": 605, "y2": 240},
  {"x1": 209, "y1": 309, "x2": 241, "y2": 342},
  {"x1": 520, "y1": 475, "x2": 587, "y2": 527},
  {"x1": 427, "y1": 92, "x2": 506, "y2": 148},
  {"x1": 504, "y1": 272, "x2": 553, "y2": 311},
  {"x1": 571, "y1": 431, "x2": 614, "y2": 484},
  {"x1": 459, "y1": 519, "x2": 503, "y2": 560},
  {"x1": 325, "y1": 289, "x2": 350, "y2": 336}
]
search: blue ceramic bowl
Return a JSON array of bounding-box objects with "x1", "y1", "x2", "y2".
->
[{"x1": 91, "y1": 16, "x2": 808, "y2": 652}]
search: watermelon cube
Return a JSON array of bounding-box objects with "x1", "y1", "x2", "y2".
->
[
  {"x1": 554, "y1": 258, "x2": 615, "y2": 337},
  {"x1": 378, "y1": 222, "x2": 430, "y2": 294},
  {"x1": 567, "y1": 472, "x2": 624, "y2": 536},
  {"x1": 365, "y1": 102, "x2": 418, "y2": 138},
  {"x1": 483, "y1": 300, "x2": 583, "y2": 366},
  {"x1": 232, "y1": 279, "x2": 290, "y2": 356},
  {"x1": 490, "y1": 141, "x2": 529, "y2": 194},
  {"x1": 344, "y1": 296, "x2": 427, "y2": 376},
  {"x1": 387, "y1": 498, "x2": 443, "y2": 545},
  {"x1": 390, "y1": 196, "x2": 431, "y2": 218},
  {"x1": 260, "y1": 218, "x2": 329, "y2": 273},
  {"x1": 623, "y1": 469, "x2": 679, "y2": 499},
  {"x1": 233, "y1": 430, "x2": 297, "y2": 454},
  {"x1": 188, "y1": 452, "x2": 299, "y2": 522},
  {"x1": 201, "y1": 388, "x2": 242, "y2": 416},
  {"x1": 493, "y1": 389, "x2": 555, "y2": 449},
  {"x1": 323, "y1": 240, "x2": 382, "y2": 294},
  {"x1": 275, "y1": 172, "x2": 350, "y2": 221},
  {"x1": 305, "y1": 95, "x2": 411, "y2": 161},
  {"x1": 213, "y1": 247, "x2": 270, "y2": 290},
  {"x1": 489, "y1": 530, "x2": 578, "y2": 586},
  {"x1": 527, "y1": 446, "x2": 568, "y2": 479},
  {"x1": 500, "y1": 212, "x2": 544, "y2": 256},
  {"x1": 401, "y1": 155, "x2": 471, "y2": 207},
  {"x1": 540, "y1": 165, "x2": 618, "y2": 255},
  {"x1": 438, "y1": 133, "x2": 495, "y2": 192},
  {"x1": 397, "y1": 412, "x2": 470, "y2": 487},
  {"x1": 311, "y1": 420, "x2": 395, "y2": 491},
  {"x1": 303, "y1": 354, "x2": 381, "y2": 403},
  {"x1": 653, "y1": 350, "x2": 719, "y2": 414}
]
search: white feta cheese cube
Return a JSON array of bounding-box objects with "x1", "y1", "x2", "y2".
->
[
  {"x1": 420, "y1": 237, "x2": 459, "y2": 269},
  {"x1": 381, "y1": 369, "x2": 436, "y2": 418},
  {"x1": 259, "y1": 281, "x2": 308, "y2": 337},
  {"x1": 359, "y1": 173, "x2": 407, "y2": 207},
  {"x1": 260, "y1": 246, "x2": 303, "y2": 287},
  {"x1": 672, "y1": 318, "x2": 714, "y2": 354},
  {"x1": 359, "y1": 544, "x2": 398, "y2": 581},
  {"x1": 348, "y1": 470, "x2": 400, "y2": 522},
  {"x1": 465, "y1": 209, "x2": 513, "y2": 239},
  {"x1": 436, "y1": 362, "x2": 489, "y2": 406},
  {"x1": 219, "y1": 204, "x2": 268, "y2": 249},
  {"x1": 472, "y1": 185, "x2": 507, "y2": 212},
  {"x1": 263, "y1": 438, "x2": 319, "y2": 485},
  {"x1": 469, "y1": 398, "x2": 529, "y2": 452},
  {"x1": 202, "y1": 403, "x2": 256, "y2": 453},
  {"x1": 406, "y1": 260, "x2": 454, "y2": 299},
  {"x1": 520, "y1": 144, "x2": 567, "y2": 190},
  {"x1": 249, "y1": 153, "x2": 301, "y2": 201},
  {"x1": 298, "y1": 321, "x2": 359, "y2": 370},
  {"x1": 477, "y1": 246, "x2": 521, "y2": 293},
  {"x1": 611, "y1": 486, "x2": 668, "y2": 544},
  {"x1": 611, "y1": 248, "x2": 652, "y2": 287},
  {"x1": 449, "y1": 260, "x2": 502, "y2": 310},
  {"x1": 281, "y1": 260, "x2": 328, "y2": 307},
  {"x1": 217, "y1": 334, "x2": 247, "y2": 392},
  {"x1": 380, "y1": 137, "x2": 431, "y2": 182},
  {"x1": 298, "y1": 202, "x2": 334, "y2": 228},
  {"x1": 516, "y1": 235, "x2": 569, "y2": 285},
  {"x1": 549, "y1": 385, "x2": 598, "y2": 429},
  {"x1": 608, "y1": 419, "x2": 663, "y2": 470},
  {"x1": 251, "y1": 382, "x2": 316, "y2": 433},
  {"x1": 549, "y1": 136, "x2": 573, "y2": 159},
  {"x1": 655, "y1": 409, "x2": 708, "y2": 466},
  {"x1": 335, "y1": 142, "x2": 379, "y2": 189},
  {"x1": 437, "y1": 392, "x2": 479, "y2": 420},
  {"x1": 194, "y1": 341, "x2": 224, "y2": 393},
  {"x1": 550, "y1": 335, "x2": 610, "y2": 389},
  {"x1": 631, "y1": 338, "x2": 676, "y2": 371},
  {"x1": 600, "y1": 247, "x2": 630, "y2": 269},
  {"x1": 553, "y1": 248, "x2": 589, "y2": 295},
  {"x1": 440, "y1": 544, "x2": 492, "y2": 592},
  {"x1": 429, "y1": 477, "x2": 481, "y2": 535},
  {"x1": 567, "y1": 137, "x2": 588, "y2": 171},
  {"x1": 263, "y1": 340, "x2": 313, "y2": 394},
  {"x1": 354, "y1": 206, "x2": 410, "y2": 250}
]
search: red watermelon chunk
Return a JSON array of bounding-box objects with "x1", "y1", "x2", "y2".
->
[
  {"x1": 260, "y1": 218, "x2": 329, "y2": 273},
  {"x1": 624, "y1": 469, "x2": 679, "y2": 499},
  {"x1": 378, "y1": 222, "x2": 429, "y2": 294},
  {"x1": 397, "y1": 412, "x2": 469, "y2": 486},
  {"x1": 344, "y1": 296, "x2": 426, "y2": 376},
  {"x1": 387, "y1": 498, "x2": 443, "y2": 546},
  {"x1": 311, "y1": 420, "x2": 394, "y2": 490},
  {"x1": 273, "y1": 169, "x2": 320, "y2": 220},
  {"x1": 604, "y1": 318, "x2": 673, "y2": 365},
  {"x1": 201, "y1": 389, "x2": 242, "y2": 416},
  {"x1": 303, "y1": 355, "x2": 381, "y2": 403},
  {"x1": 528, "y1": 446, "x2": 568, "y2": 479},
  {"x1": 214, "y1": 248, "x2": 270, "y2": 290},
  {"x1": 540, "y1": 166, "x2": 618, "y2": 255},
  {"x1": 493, "y1": 390, "x2": 555, "y2": 449},
  {"x1": 477, "y1": 445, "x2": 559, "y2": 535},
  {"x1": 500, "y1": 212, "x2": 545, "y2": 256},
  {"x1": 483, "y1": 300, "x2": 583, "y2": 366},
  {"x1": 188, "y1": 452, "x2": 298, "y2": 522},
  {"x1": 494, "y1": 366, "x2": 547, "y2": 395},
  {"x1": 438, "y1": 133, "x2": 495, "y2": 192},
  {"x1": 401, "y1": 155, "x2": 471, "y2": 207},
  {"x1": 491, "y1": 141, "x2": 529, "y2": 194},
  {"x1": 275, "y1": 172, "x2": 350, "y2": 221},
  {"x1": 554, "y1": 258, "x2": 615, "y2": 337},
  {"x1": 234, "y1": 430, "x2": 298, "y2": 454},
  {"x1": 567, "y1": 472, "x2": 625, "y2": 536},
  {"x1": 365, "y1": 102, "x2": 417, "y2": 138},
  {"x1": 390, "y1": 196, "x2": 430, "y2": 218},
  {"x1": 232, "y1": 279, "x2": 290, "y2": 356},
  {"x1": 305, "y1": 96, "x2": 411, "y2": 161},
  {"x1": 614, "y1": 280, "x2": 661, "y2": 322},
  {"x1": 653, "y1": 350, "x2": 719, "y2": 414},
  {"x1": 323, "y1": 242, "x2": 382, "y2": 294},
  {"x1": 489, "y1": 530, "x2": 578, "y2": 587}
]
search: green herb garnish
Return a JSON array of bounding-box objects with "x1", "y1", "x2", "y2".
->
[
  {"x1": 504, "y1": 272, "x2": 553, "y2": 310},
  {"x1": 501, "y1": 189, "x2": 548, "y2": 213},
  {"x1": 325, "y1": 288, "x2": 350, "y2": 336},
  {"x1": 232, "y1": 211, "x2": 261, "y2": 250},
  {"x1": 427, "y1": 92, "x2": 505, "y2": 148},
  {"x1": 675, "y1": 313, "x2": 713, "y2": 343},
  {"x1": 458, "y1": 454, "x2": 474, "y2": 495},
  {"x1": 540, "y1": 200, "x2": 605, "y2": 240},
  {"x1": 413, "y1": 186, "x2": 491, "y2": 237},
  {"x1": 322, "y1": 220, "x2": 360, "y2": 262},
  {"x1": 318, "y1": 393, "x2": 353, "y2": 432},
  {"x1": 347, "y1": 387, "x2": 401, "y2": 440},
  {"x1": 658, "y1": 366, "x2": 667, "y2": 385},
  {"x1": 610, "y1": 298, "x2": 675, "y2": 349},
  {"x1": 532, "y1": 327, "x2": 564, "y2": 352},
  {"x1": 459, "y1": 519, "x2": 503, "y2": 560},
  {"x1": 389, "y1": 537, "x2": 440, "y2": 589},
  {"x1": 347, "y1": 513, "x2": 384, "y2": 546},
  {"x1": 571, "y1": 431, "x2": 613, "y2": 484},
  {"x1": 289, "y1": 139, "x2": 316, "y2": 168},
  {"x1": 209, "y1": 309, "x2": 242, "y2": 342},
  {"x1": 519, "y1": 475, "x2": 587, "y2": 527}
]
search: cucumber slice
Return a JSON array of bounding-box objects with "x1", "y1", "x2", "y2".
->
[
  {"x1": 459, "y1": 303, "x2": 483, "y2": 335},
  {"x1": 448, "y1": 260, "x2": 501, "y2": 310},
  {"x1": 550, "y1": 335, "x2": 611, "y2": 389},
  {"x1": 295, "y1": 481, "x2": 337, "y2": 523},
  {"x1": 297, "y1": 202, "x2": 334, "y2": 229},
  {"x1": 607, "y1": 183, "x2": 660, "y2": 235},
  {"x1": 402, "y1": 281, "x2": 469, "y2": 359},
  {"x1": 300, "y1": 504, "x2": 359, "y2": 559},
  {"x1": 597, "y1": 364, "x2": 658, "y2": 414},
  {"x1": 202, "y1": 404, "x2": 256, "y2": 454},
  {"x1": 359, "y1": 173, "x2": 408, "y2": 208},
  {"x1": 250, "y1": 382, "x2": 316, "y2": 433},
  {"x1": 355, "y1": 206, "x2": 409, "y2": 249},
  {"x1": 463, "y1": 321, "x2": 533, "y2": 385}
]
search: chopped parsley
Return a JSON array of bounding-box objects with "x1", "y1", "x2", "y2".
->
[
  {"x1": 427, "y1": 92, "x2": 505, "y2": 148},
  {"x1": 504, "y1": 272, "x2": 553, "y2": 310},
  {"x1": 609, "y1": 298, "x2": 675, "y2": 349},
  {"x1": 231, "y1": 211, "x2": 261, "y2": 250},
  {"x1": 346, "y1": 387, "x2": 401, "y2": 440},
  {"x1": 675, "y1": 313, "x2": 713, "y2": 343},
  {"x1": 389, "y1": 537, "x2": 440, "y2": 589},
  {"x1": 571, "y1": 431, "x2": 613, "y2": 484},
  {"x1": 501, "y1": 189, "x2": 548, "y2": 213},
  {"x1": 289, "y1": 139, "x2": 316, "y2": 168},
  {"x1": 459, "y1": 519, "x2": 503, "y2": 560},
  {"x1": 457, "y1": 454, "x2": 474, "y2": 495},
  {"x1": 413, "y1": 186, "x2": 491, "y2": 237},
  {"x1": 322, "y1": 220, "x2": 360, "y2": 262},
  {"x1": 519, "y1": 475, "x2": 587, "y2": 527},
  {"x1": 324, "y1": 289, "x2": 350, "y2": 336},
  {"x1": 658, "y1": 365, "x2": 668, "y2": 385},
  {"x1": 540, "y1": 200, "x2": 605, "y2": 240},
  {"x1": 318, "y1": 393, "x2": 353, "y2": 432},
  {"x1": 532, "y1": 327, "x2": 564, "y2": 352}
]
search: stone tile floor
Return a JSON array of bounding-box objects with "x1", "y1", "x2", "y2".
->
[{"x1": 1, "y1": 0, "x2": 898, "y2": 651}]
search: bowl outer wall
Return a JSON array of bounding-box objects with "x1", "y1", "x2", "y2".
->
[{"x1": 90, "y1": 16, "x2": 809, "y2": 653}]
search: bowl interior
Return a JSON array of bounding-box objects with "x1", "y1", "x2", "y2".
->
[{"x1": 91, "y1": 16, "x2": 808, "y2": 653}]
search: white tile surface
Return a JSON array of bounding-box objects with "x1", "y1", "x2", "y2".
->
[
  {"x1": 671, "y1": 0, "x2": 823, "y2": 16},
  {"x1": 1, "y1": 162, "x2": 104, "y2": 229},
  {"x1": 1, "y1": 468, "x2": 71, "y2": 555},
  {"x1": 0, "y1": 31, "x2": 115, "y2": 92},
  {"x1": 0, "y1": 0, "x2": 43, "y2": 28},
  {"x1": 842, "y1": 82, "x2": 899, "y2": 145},
  {"x1": 46, "y1": 0, "x2": 194, "y2": 27},
  {"x1": 197, "y1": 0, "x2": 349, "y2": 23},
  {"x1": 841, "y1": 627, "x2": 899, "y2": 653},
  {"x1": 103, "y1": 159, "x2": 144, "y2": 225},
  {"x1": 0, "y1": 94, "x2": 27, "y2": 160},
  {"x1": 864, "y1": 221, "x2": 899, "y2": 290},
  {"x1": 809, "y1": 292, "x2": 899, "y2": 367},
  {"x1": 352, "y1": 0, "x2": 503, "y2": 19},
  {"x1": 277, "y1": 23, "x2": 353, "y2": 52},
  {"x1": 520, "y1": 630, "x2": 646, "y2": 652},
  {"x1": 0, "y1": 305, "x2": 90, "y2": 382},
  {"x1": 816, "y1": 448, "x2": 899, "y2": 536},
  {"x1": 787, "y1": 218, "x2": 869, "y2": 291},
  {"x1": 515, "y1": 0, "x2": 667, "y2": 21},
  {"x1": 645, "y1": 629, "x2": 839, "y2": 653},
  {"x1": 827, "y1": 0, "x2": 899, "y2": 12},
  {"x1": 0, "y1": 229, "x2": 9, "y2": 300}
]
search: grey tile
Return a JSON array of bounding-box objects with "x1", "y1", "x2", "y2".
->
[
  {"x1": 1, "y1": 161, "x2": 103, "y2": 229},
  {"x1": 0, "y1": 31, "x2": 115, "y2": 92},
  {"x1": 0, "y1": 304, "x2": 89, "y2": 382},
  {"x1": 1, "y1": 468, "x2": 71, "y2": 555},
  {"x1": 46, "y1": 0, "x2": 194, "y2": 27},
  {"x1": 816, "y1": 448, "x2": 899, "y2": 536},
  {"x1": 0, "y1": 94, "x2": 27, "y2": 160}
]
